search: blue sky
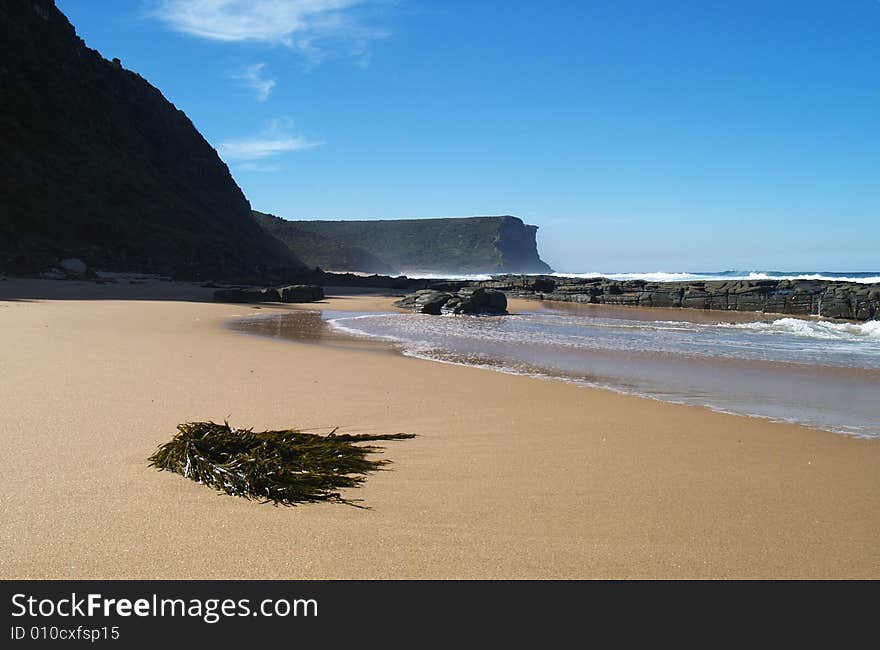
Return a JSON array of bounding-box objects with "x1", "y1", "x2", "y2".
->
[{"x1": 56, "y1": 0, "x2": 879, "y2": 272}]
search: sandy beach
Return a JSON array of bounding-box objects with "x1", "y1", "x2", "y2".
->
[{"x1": 1, "y1": 278, "x2": 879, "y2": 579}]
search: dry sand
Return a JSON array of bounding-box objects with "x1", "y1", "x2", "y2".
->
[{"x1": 1, "y1": 278, "x2": 879, "y2": 579}]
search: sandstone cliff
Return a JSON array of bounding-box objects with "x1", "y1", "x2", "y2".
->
[
  {"x1": 253, "y1": 211, "x2": 396, "y2": 275},
  {"x1": 0, "y1": 0, "x2": 299, "y2": 277},
  {"x1": 254, "y1": 213, "x2": 552, "y2": 275}
]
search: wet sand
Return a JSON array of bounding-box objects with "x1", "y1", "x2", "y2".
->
[{"x1": 1, "y1": 278, "x2": 879, "y2": 578}]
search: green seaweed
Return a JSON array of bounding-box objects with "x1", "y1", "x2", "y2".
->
[{"x1": 148, "y1": 421, "x2": 414, "y2": 506}]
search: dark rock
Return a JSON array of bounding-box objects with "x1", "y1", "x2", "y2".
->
[
  {"x1": 473, "y1": 275, "x2": 880, "y2": 321},
  {"x1": 440, "y1": 296, "x2": 463, "y2": 314},
  {"x1": 278, "y1": 285, "x2": 324, "y2": 303},
  {"x1": 394, "y1": 287, "x2": 507, "y2": 315},
  {"x1": 444, "y1": 287, "x2": 507, "y2": 314},
  {"x1": 393, "y1": 290, "x2": 454, "y2": 314},
  {"x1": 214, "y1": 287, "x2": 281, "y2": 303},
  {"x1": 0, "y1": 0, "x2": 301, "y2": 277},
  {"x1": 212, "y1": 286, "x2": 326, "y2": 303},
  {"x1": 418, "y1": 291, "x2": 454, "y2": 315}
]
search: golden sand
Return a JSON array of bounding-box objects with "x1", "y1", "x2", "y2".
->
[{"x1": 1, "y1": 278, "x2": 878, "y2": 578}]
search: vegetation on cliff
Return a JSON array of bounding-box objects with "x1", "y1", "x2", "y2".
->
[{"x1": 254, "y1": 211, "x2": 396, "y2": 274}]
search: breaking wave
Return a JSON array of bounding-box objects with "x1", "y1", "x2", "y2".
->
[
  {"x1": 324, "y1": 307, "x2": 880, "y2": 438},
  {"x1": 721, "y1": 318, "x2": 880, "y2": 341},
  {"x1": 551, "y1": 271, "x2": 880, "y2": 284},
  {"x1": 399, "y1": 270, "x2": 880, "y2": 284}
]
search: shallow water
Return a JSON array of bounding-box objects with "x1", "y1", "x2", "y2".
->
[{"x1": 232, "y1": 304, "x2": 880, "y2": 438}]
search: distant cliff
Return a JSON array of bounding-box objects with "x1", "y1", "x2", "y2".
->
[
  {"x1": 0, "y1": 0, "x2": 300, "y2": 277},
  {"x1": 254, "y1": 212, "x2": 552, "y2": 275},
  {"x1": 253, "y1": 212, "x2": 397, "y2": 275}
]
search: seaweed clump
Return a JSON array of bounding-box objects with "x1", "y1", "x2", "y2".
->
[{"x1": 148, "y1": 421, "x2": 414, "y2": 506}]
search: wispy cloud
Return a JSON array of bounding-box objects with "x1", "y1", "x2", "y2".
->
[
  {"x1": 237, "y1": 161, "x2": 281, "y2": 172},
  {"x1": 217, "y1": 119, "x2": 320, "y2": 162},
  {"x1": 150, "y1": 0, "x2": 387, "y2": 63},
  {"x1": 219, "y1": 136, "x2": 317, "y2": 160},
  {"x1": 230, "y1": 62, "x2": 276, "y2": 101}
]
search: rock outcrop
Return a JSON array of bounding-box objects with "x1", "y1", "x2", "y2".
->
[
  {"x1": 214, "y1": 285, "x2": 324, "y2": 304},
  {"x1": 394, "y1": 288, "x2": 508, "y2": 315},
  {"x1": 478, "y1": 276, "x2": 880, "y2": 320},
  {"x1": 254, "y1": 213, "x2": 552, "y2": 275},
  {"x1": 0, "y1": 0, "x2": 300, "y2": 278}
]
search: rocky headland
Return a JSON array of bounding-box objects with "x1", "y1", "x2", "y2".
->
[{"x1": 254, "y1": 213, "x2": 552, "y2": 275}]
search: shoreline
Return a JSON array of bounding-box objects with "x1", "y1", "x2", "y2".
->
[
  {"x1": 2, "y1": 278, "x2": 879, "y2": 578},
  {"x1": 231, "y1": 306, "x2": 880, "y2": 437},
  {"x1": 238, "y1": 299, "x2": 879, "y2": 439},
  {"x1": 3, "y1": 273, "x2": 874, "y2": 325}
]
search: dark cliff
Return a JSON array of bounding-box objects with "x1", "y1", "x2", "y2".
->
[
  {"x1": 253, "y1": 211, "x2": 396, "y2": 275},
  {"x1": 0, "y1": 0, "x2": 299, "y2": 277},
  {"x1": 254, "y1": 213, "x2": 552, "y2": 275},
  {"x1": 480, "y1": 275, "x2": 880, "y2": 321}
]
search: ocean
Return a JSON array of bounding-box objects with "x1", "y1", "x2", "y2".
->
[{"x1": 400, "y1": 270, "x2": 880, "y2": 284}]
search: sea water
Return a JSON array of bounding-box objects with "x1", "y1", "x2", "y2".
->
[
  {"x1": 325, "y1": 303, "x2": 880, "y2": 438},
  {"x1": 399, "y1": 270, "x2": 880, "y2": 283}
]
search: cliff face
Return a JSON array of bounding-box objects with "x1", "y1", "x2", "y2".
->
[
  {"x1": 255, "y1": 213, "x2": 552, "y2": 275},
  {"x1": 0, "y1": 0, "x2": 299, "y2": 277},
  {"x1": 253, "y1": 211, "x2": 396, "y2": 275}
]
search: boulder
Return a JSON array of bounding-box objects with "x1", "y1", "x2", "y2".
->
[
  {"x1": 279, "y1": 285, "x2": 324, "y2": 303},
  {"x1": 394, "y1": 287, "x2": 507, "y2": 315},
  {"x1": 393, "y1": 290, "x2": 453, "y2": 314},
  {"x1": 440, "y1": 296, "x2": 463, "y2": 314},
  {"x1": 417, "y1": 291, "x2": 454, "y2": 315},
  {"x1": 214, "y1": 285, "x2": 323, "y2": 304},
  {"x1": 443, "y1": 288, "x2": 507, "y2": 314}
]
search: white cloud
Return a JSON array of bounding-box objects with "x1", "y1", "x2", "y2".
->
[
  {"x1": 150, "y1": 0, "x2": 386, "y2": 61},
  {"x1": 230, "y1": 62, "x2": 276, "y2": 101},
  {"x1": 217, "y1": 120, "x2": 320, "y2": 161},
  {"x1": 237, "y1": 161, "x2": 282, "y2": 172},
  {"x1": 218, "y1": 136, "x2": 317, "y2": 160}
]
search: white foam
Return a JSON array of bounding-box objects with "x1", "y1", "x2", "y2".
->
[
  {"x1": 325, "y1": 312, "x2": 880, "y2": 439},
  {"x1": 398, "y1": 272, "x2": 493, "y2": 281},
  {"x1": 399, "y1": 269, "x2": 880, "y2": 283},
  {"x1": 743, "y1": 272, "x2": 880, "y2": 284},
  {"x1": 552, "y1": 271, "x2": 708, "y2": 282},
  {"x1": 722, "y1": 317, "x2": 880, "y2": 341},
  {"x1": 551, "y1": 271, "x2": 880, "y2": 284}
]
